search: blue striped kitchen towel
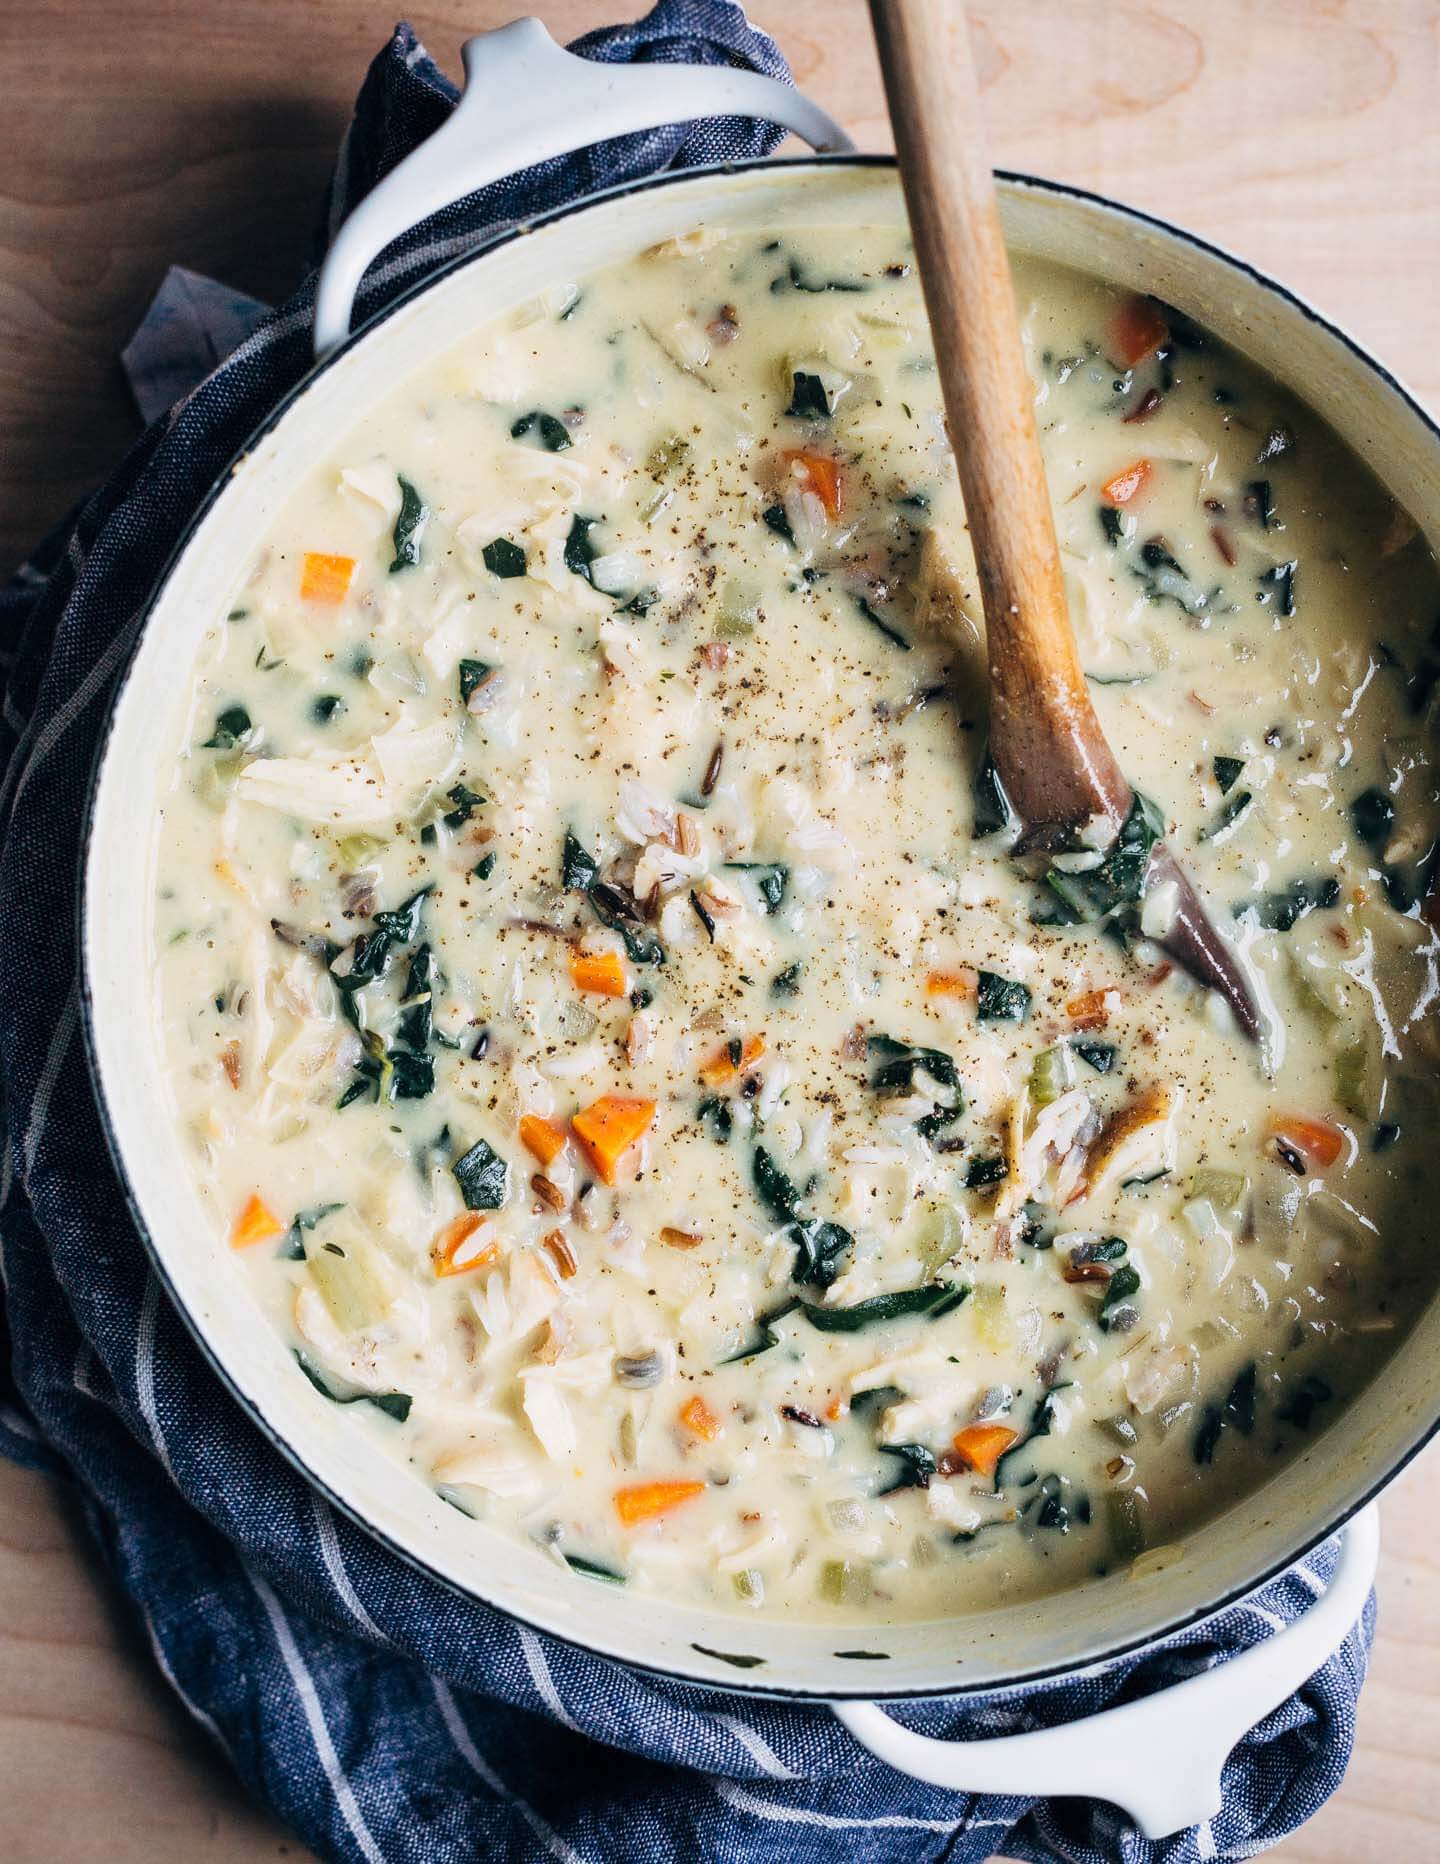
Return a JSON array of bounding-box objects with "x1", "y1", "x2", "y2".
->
[{"x1": 0, "y1": 8, "x2": 1375, "y2": 1860}]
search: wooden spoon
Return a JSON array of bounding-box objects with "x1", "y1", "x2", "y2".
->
[{"x1": 869, "y1": 0, "x2": 1262, "y2": 1040}]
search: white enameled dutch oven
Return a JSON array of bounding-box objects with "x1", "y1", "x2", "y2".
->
[{"x1": 83, "y1": 19, "x2": 1438, "y2": 1838}]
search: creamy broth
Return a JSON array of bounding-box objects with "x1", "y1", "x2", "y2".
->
[{"x1": 150, "y1": 226, "x2": 1440, "y2": 1622}]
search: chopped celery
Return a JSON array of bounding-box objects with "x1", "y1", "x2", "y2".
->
[
  {"x1": 305, "y1": 1230, "x2": 400, "y2": 1333},
  {"x1": 1097, "y1": 1413, "x2": 1138, "y2": 1446},
  {"x1": 1106, "y1": 1490, "x2": 1148, "y2": 1561},
  {"x1": 732, "y1": 1568, "x2": 765, "y2": 1605},
  {"x1": 1188, "y1": 1169, "x2": 1248, "y2": 1214},
  {"x1": 1335, "y1": 1038, "x2": 1379, "y2": 1122},
  {"x1": 338, "y1": 832, "x2": 383, "y2": 867},
  {"x1": 645, "y1": 434, "x2": 690, "y2": 479},
  {"x1": 970, "y1": 1281, "x2": 1013, "y2": 1353},
  {"x1": 716, "y1": 580, "x2": 762, "y2": 638},
  {"x1": 1028, "y1": 1044, "x2": 1076, "y2": 1108},
  {"x1": 1285, "y1": 951, "x2": 1339, "y2": 1026},
  {"x1": 819, "y1": 1558, "x2": 873, "y2": 1607},
  {"x1": 195, "y1": 752, "x2": 241, "y2": 812},
  {"x1": 918, "y1": 1203, "x2": 965, "y2": 1272}
]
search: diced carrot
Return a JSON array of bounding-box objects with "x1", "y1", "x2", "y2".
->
[
  {"x1": 825, "y1": 1394, "x2": 848, "y2": 1422},
  {"x1": 679, "y1": 1395, "x2": 721, "y2": 1442},
  {"x1": 780, "y1": 448, "x2": 844, "y2": 519},
  {"x1": 572, "y1": 1095, "x2": 657, "y2": 1184},
  {"x1": 230, "y1": 1193, "x2": 284, "y2": 1251},
  {"x1": 300, "y1": 551, "x2": 356, "y2": 604},
  {"x1": 568, "y1": 948, "x2": 628, "y2": 998},
  {"x1": 699, "y1": 1034, "x2": 766, "y2": 1087},
  {"x1": 926, "y1": 969, "x2": 977, "y2": 1000},
  {"x1": 1099, "y1": 459, "x2": 1153, "y2": 507},
  {"x1": 433, "y1": 1212, "x2": 500, "y2": 1278},
  {"x1": 1269, "y1": 1114, "x2": 1345, "y2": 1171},
  {"x1": 1066, "y1": 988, "x2": 1115, "y2": 1030},
  {"x1": 1109, "y1": 294, "x2": 1168, "y2": 367},
  {"x1": 519, "y1": 1113, "x2": 567, "y2": 1168},
  {"x1": 949, "y1": 1423, "x2": 1019, "y2": 1478},
  {"x1": 614, "y1": 1479, "x2": 706, "y2": 1527}
]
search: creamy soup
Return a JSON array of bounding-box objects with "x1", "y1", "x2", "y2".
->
[{"x1": 150, "y1": 225, "x2": 1440, "y2": 1622}]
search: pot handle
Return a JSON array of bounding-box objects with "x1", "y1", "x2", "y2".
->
[
  {"x1": 833, "y1": 1504, "x2": 1378, "y2": 1841},
  {"x1": 313, "y1": 16, "x2": 855, "y2": 357}
]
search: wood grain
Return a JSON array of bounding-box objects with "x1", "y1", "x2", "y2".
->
[{"x1": 1, "y1": 2, "x2": 1437, "y2": 1859}]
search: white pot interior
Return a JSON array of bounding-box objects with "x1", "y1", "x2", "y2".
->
[{"x1": 86, "y1": 163, "x2": 1440, "y2": 1695}]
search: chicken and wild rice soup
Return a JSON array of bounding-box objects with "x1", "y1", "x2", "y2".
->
[{"x1": 152, "y1": 225, "x2": 1440, "y2": 1621}]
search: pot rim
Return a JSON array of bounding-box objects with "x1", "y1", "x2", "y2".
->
[{"x1": 77, "y1": 151, "x2": 1440, "y2": 1701}]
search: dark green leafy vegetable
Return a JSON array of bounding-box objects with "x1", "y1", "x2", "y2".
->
[
  {"x1": 993, "y1": 1384, "x2": 1071, "y2": 1491},
  {"x1": 1213, "y1": 755, "x2": 1245, "y2": 794},
  {"x1": 1098, "y1": 1264, "x2": 1141, "y2": 1331},
  {"x1": 1276, "y1": 1373, "x2": 1333, "y2": 1429},
  {"x1": 473, "y1": 852, "x2": 496, "y2": 881},
  {"x1": 564, "y1": 1553, "x2": 626, "y2": 1585},
  {"x1": 443, "y1": 782, "x2": 485, "y2": 829},
  {"x1": 588, "y1": 881, "x2": 665, "y2": 965},
  {"x1": 395, "y1": 944, "x2": 434, "y2": 1050},
  {"x1": 691, "y1": 1643, "x2": 765, "y2": 1668},
  {"x1": 203, "y1": 704, "x2": 251, "y2": 749},
  {"x1": 784, "y1": 258, "x2": 867, "y2": 294},
  {"x1": 797, "y1": 1282, "x2": 967, "y2": 1332},
  {"x1": 458, "y1": 659, "x2": 494, "y2": 705},
  {"x1": 311, "y1": 694, "x2": 344, "y2": 725},
  {"x1": 388, "y1": 1050, "x2": 435, "y2": 1099},
  {"x1": 561, "y1": 832, "x2": 599, "y2": 892},
  {"x1": 510, "y1": 410, "x2": 572, "y2": 451},
  {"x1": 689, "y1": 890, "x2": 716, "y2": 942},
  {"x1": 1245, "y1": 479, "x2": 1274, "y2": 529},
  {"x1": 697, "y1": 1096, "x2": 733, "y2": 1143},
  {"x1": 724, "y1": 862, "x2": 789, "y2": 913},
  {"x1": 1224, "y1": 1362, "x2": 1257, "y2": 1435},
  {"x1": 976, "y1": 971, "x2": 1031, "y2": 1023},
  {"x1": 877, "y1": 1442, "x2": 938, "y2": 1494},
  {"x1": 867, "y1": 1035, "x2": 961, "y2": 1099},
  {"x1": 389, "y1": 476, "x2": 430, "y2": 573},
  {"x1": 564, "y1": 515, "x2": 600, "y2": 582},
  {"x1": 964, "y1": 1154, "x2": 1008, "y2": 1190},
  {"x1": 751, "y1": 1147, "x2": 853, "y2": 1288},
  {"x1": 1200, "y1": 789, "x2": 1253, "y2": 841},
  {"x1": 1192, "y1": 1403, "x2": 1224, "y2": 1466},
  {"x1": 771, "y1": 961, "x2": 802, "y2": 997},
  {"x1": 854, "y1": 595, "x2": 911, "y2": 650},
  {"x1": 1351, "y1": 787, "x2": 1395, "y2": 847},
  {"x1": 972, "y1": 749, "x2": 1013, "y2": 838},
  {"x1": 1040, "y1": 792, "x2": 1163, "y2": 926},
  {"x1": 915, "y1": 1101, "x2": 961, "y2": 1143},
  {"x1": 482, "y1": 537, "x2": 527, "y2": 578},
  {"x1": 294, "y1": 1352, "x2": 412, "y2": 1422},
  {"x1": 762, "y1": 504, "x2": 794, "y2": 543},
  {"x1": 785, "y1": 371, "x2": 832, "y2": 419},
  {"x1": 718, "y1": 1300, "x2": 797, "y2": 1364},
  {"x1": 1260, "y1": 560, "x2": 1297, "y2": 616},
  {"x1": 279, "y1": 1202, "x2": 343, "y2": 1261},
  {"x1": 452, "y1": 1137, "x2": 509, "y2": 1211},
  {"x1": 1099, "y1": 505, "x2": 1124, "y2": 545},
  {"x1": 330, "y1": 886, "x2": 431, "y2": 997},
  {"x1": 1073, "y1": 1040, "x2": 1117, "y2": 1074},
  {"x1": 1236, "y1": 875, "x2": 1340, "y2": 932}
]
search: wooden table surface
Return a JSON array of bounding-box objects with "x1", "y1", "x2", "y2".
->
[{"x1": 2, "y1": 2, "x2": 1437, "y2": 1857}]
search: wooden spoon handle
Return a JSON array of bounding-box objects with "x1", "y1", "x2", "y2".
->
[{"x1": 868, "y1": 0, "x2": 1128, "y2": 835}]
